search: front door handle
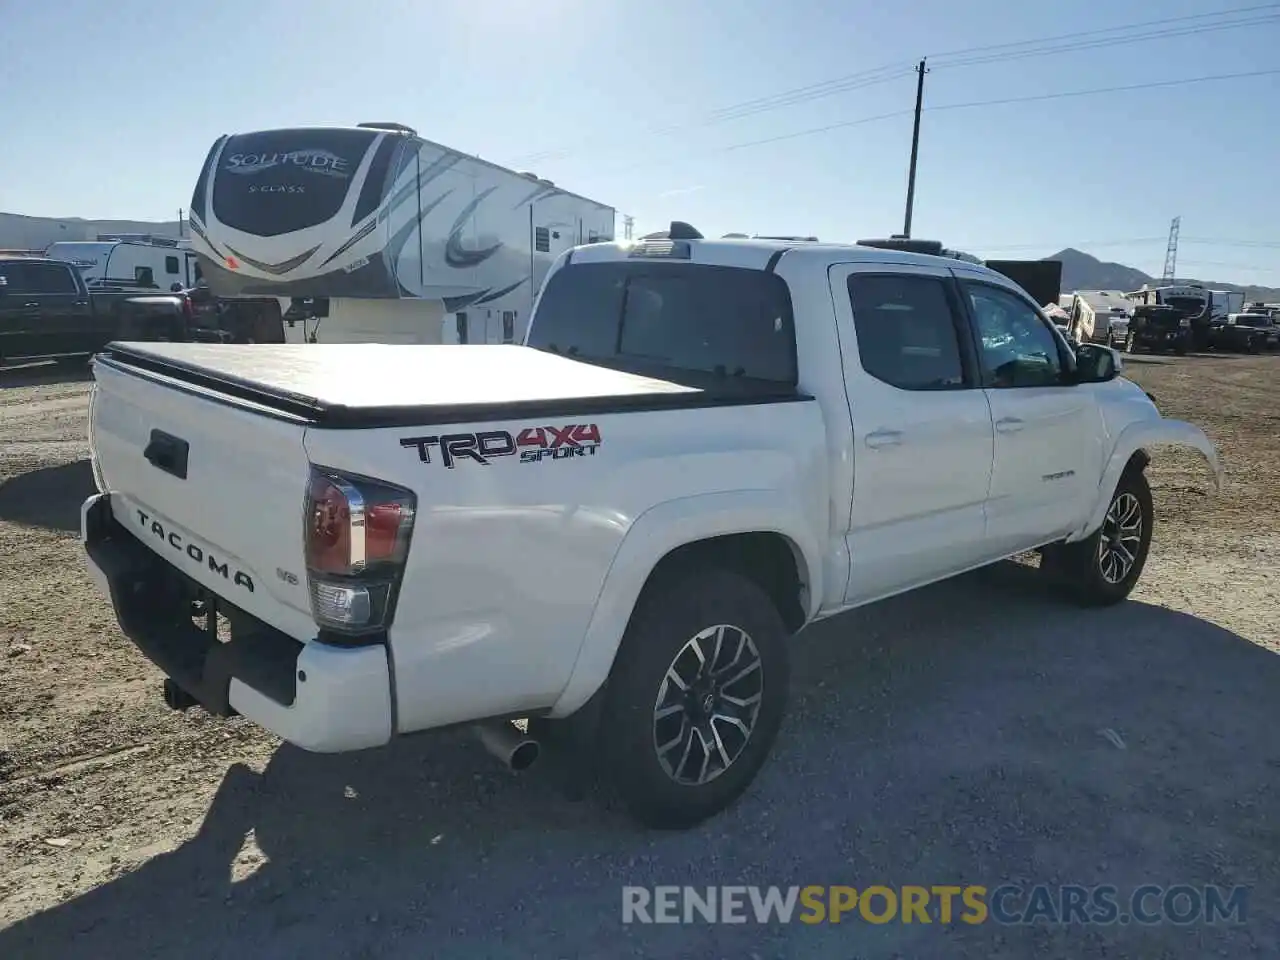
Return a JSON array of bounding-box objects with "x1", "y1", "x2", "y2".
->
[
  {"x1": 995, "y1": 417, "x2": 1025, "y2": 434},
  {"x1": 23, "y1": 302, "x2": 40, "y2": 309},
  {"x1": 865, "y1": 428, "x2": 904, "y2": 449}
]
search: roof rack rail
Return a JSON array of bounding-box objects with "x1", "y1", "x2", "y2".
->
[
  {"x1": 94, "y1": 233, "x2": 184, "y2": 247},
  {"x1": 357, "y1": 121, "x2": 418, "y2": 135},
  {"x1": 753, "y1": 234, "x2": 819, "y2": 242}
]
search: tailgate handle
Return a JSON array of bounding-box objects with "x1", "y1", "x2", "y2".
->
[{"x1": 144, "y1": 429, "x2": 189, "y2": 480}]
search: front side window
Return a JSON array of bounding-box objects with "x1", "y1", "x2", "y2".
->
[
  {"x1": 846, "y1": 273, "x2": 966, "y2": 390},
  {"x1": 26, "y1": 262, "x2": 78, "y2": 294},
  {"x1": 965, "y1": 282, "x2": 1066, "y2": 388}
]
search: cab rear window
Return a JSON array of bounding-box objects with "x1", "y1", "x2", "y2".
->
[{"x1": 528, "y1": 261, "x2": 797, "y2": 385}]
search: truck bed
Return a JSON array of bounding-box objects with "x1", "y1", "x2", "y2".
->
[{"x1": 96, "y1": 342, "x2": 795, "y2": 429}]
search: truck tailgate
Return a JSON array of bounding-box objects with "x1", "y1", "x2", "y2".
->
[{"x1": 89, "y1": 355, "x2": 316, "y2": 639}]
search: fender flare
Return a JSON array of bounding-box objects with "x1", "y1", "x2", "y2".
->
[
  {"x1": 548, "y1": 489, "x2": 823, "y2": 718},
  {"x1": 1069, "y1": 417, "x2": 1222, "y2": 541}
]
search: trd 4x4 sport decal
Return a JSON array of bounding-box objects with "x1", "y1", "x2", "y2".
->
[{"x1": 400, "y1": 423, "x2": 602, "y2": 469}]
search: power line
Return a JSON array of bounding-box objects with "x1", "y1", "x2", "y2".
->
[
  {"x1": 932, "y1": 13, "x2": 1280, "y2": 70},
  {"x1": 924, "y1": 2, "x2": 1280, "y2": 60},
  {"x1": 588, "y1": 66, "x2": 1280, "y2": 180},
  {"x1": 507, "y1": 3, "x2": 1280, "y2": 166},
  {"x1": 1177, "y1": 258, "x2": 1278, "y2": 271},
  {"x1": 1183, "y1": 237, "x2": 1280, "y2": 248},
  {"x1": 718, "y1": 68, "x2": 1280, "y2": 154},
  {"x1": 972, "y1": 238, "x2": 1166, "y2": 251}
]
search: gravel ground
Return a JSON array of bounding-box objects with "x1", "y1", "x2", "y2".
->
[{"x1": 0, "y1": 353, "x2": 1277, "y2": 959}]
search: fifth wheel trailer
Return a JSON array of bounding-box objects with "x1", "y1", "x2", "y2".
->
[{"x1": 186, "y1": 122, "x2": 615, "y2": 345}]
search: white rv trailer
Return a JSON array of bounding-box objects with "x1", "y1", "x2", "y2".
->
[
  {"x1": 1209, "y1": 289, "x2": 1245, "y2": 321},
  {"x1": 186, "y1": 122, "x2": 615, "y2": 344},
  {"x1": 1067, "y1": 290, "x2": 1133, "y2": 346},
  {"x1": 44, "y1": 236, "x2": 201, "y2": 293}
]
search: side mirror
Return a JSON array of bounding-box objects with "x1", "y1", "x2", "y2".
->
[{"x1": 1074, "y1": 342, "x2": 1121, "y2": 383}]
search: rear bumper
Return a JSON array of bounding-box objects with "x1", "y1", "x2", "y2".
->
[{"x1": 81, "y1": 493, "x2": 393, "y2": 752}]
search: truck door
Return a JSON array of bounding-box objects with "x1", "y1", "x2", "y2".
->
[
  {"x1": 31, "y1": 261, "x2": 96, "y2": 353},
  {"x1": 831, "y1": 262, "x2": 996, "y2": 604},
  {"x1": 0, "y1": 261, "x2": 46, "y2": 358},
  {"x1": 958, "y1": 278, "x2": 1100, "y2": 553}
]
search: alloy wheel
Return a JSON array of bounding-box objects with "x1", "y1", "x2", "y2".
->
[
  {"x1": 1097, "y1": 491, "x2": 1143, "y2": 584},
  {"x1": 652, "y1": 624, "x2": 764, "y2": 786}
]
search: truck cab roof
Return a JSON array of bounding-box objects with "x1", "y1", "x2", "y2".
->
[{"x1": 569, "y1": 225, "x2": 1012, "y2": 282}]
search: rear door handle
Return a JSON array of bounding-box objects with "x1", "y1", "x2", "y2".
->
[
  {"x1": 23, "y1": 302, "x2": 40, "y2": 309},
  {"x1": 865, "y1": 428, "x2": 904, "y2": 449},
  {"x1": 995, "y1": 417, "x2": 1025, "y2": 433},
  {"x1": 143, "y1": 429, "x2": 189, "y2": 480}
]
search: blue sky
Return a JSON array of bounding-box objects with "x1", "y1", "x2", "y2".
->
[{"x1": 2, "y1": 0, "x2": 1278, "y2": 285}]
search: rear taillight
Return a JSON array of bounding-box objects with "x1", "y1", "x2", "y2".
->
[{"x1": 303, "y1": 467, "x2": 416, "y2": 637}]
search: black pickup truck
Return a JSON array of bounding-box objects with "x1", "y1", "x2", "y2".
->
[{"x1": 0, "y1": 256, "x2": 190, "y2": 365}]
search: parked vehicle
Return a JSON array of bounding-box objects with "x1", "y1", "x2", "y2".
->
[
  {"x1": 1124, "y1": 303, "x2": 1192, "y2": 355},
  {"x1": 1211, "y1": 312, "x2": 1280, "y2": 353},
  {"x1": 80, "y1": 224, "x2": 1221, "y2": 828},
  {"x1": 186, "y1": 121, "x2": 615, "y2": 345},
  {"x1": 182, "y1": 283, "x2": 286, "y2": 344},
  {"x1": 1208, "y1": 289, "x2": 1245, "y2": 323},
  {"x1": 45, "y1": 235, "x2": 201, "y2": 294},
  {"x1": 0, "y1": 256, "x2": 189, "y2": 364},
  {"x1": 1066, "y1": 291, "x2": 1132, "y2": 348},
  {"x1": 1125, "y1": 284, "x2": 1212, "y2": 350}
]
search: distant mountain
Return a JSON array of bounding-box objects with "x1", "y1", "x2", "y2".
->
[
  {"x1": 0, "y1": 212, "x2": 182, "y2": 250},
  {"x1": 1047, "y1": 247, "x2": 1280, "y2": 302}
]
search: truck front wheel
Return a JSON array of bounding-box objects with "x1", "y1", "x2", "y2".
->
[
  {"x1": 1043, "y1": 468, "x2": 1153, "y2": 607},
  {"x1": 602, "y1": 568, "x2": 790, "y2": 829}
]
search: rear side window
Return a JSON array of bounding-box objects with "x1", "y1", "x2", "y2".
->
[
  {"x1": 847, "y1": 274, "x2": 966, "y2": 390},
  {"x1": 528, "y1": 261, "x2": 796, "y2": 384},
  {"x1": 0, "y1": 261, "x2": 35, "y2": 293}
]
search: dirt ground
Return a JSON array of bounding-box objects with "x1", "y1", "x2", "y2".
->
[{"x1": 0, "y1": 353, "x2": 1277, "y2": 959}]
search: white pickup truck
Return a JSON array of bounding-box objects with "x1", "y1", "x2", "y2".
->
[{"x1": 81, "y1": 224, "x2": 1222, "y2": 828}]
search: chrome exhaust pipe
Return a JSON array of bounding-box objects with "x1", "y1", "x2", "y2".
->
[{"x1": 474, "y1": 719, "x2": 541, "y2": 772}]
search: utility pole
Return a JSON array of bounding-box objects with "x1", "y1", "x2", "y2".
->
[{"x1": 902, "y1": 58, "x2": 928, "y2": 239}]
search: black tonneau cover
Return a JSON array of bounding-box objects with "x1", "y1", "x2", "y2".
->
[{"x1": 97, "y1": 342, "x2": 804, "y2": 429}]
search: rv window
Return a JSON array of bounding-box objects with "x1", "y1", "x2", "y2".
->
[
  {"x1": 193, "y1": 262, "x2": 204, "y2": 283},
  {"x1": 135, "y1": 266, "x2": 155, "y2": 287},
  {"x1": 502, "y1": 310, "x2": 515, "y2": 343},
  {"x1": 534, "y1": 227, "x2": 551, "y2": 253},
  {"x1": 165, "y1": 255, "x2": 180, "y2": 274},
  {"x1": 456, "y1": 312, "x2": 468, "y2": 344},
  {"x1": 588, "y1": 230, "x2": 599, "y2": 243},
  {"x1": 528, "y1": 261, "x2": 797, "y2": 385}
]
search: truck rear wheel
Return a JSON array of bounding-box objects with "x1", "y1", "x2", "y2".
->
[
  {"x1": 601, "y1": 568, "x2": 790, "y2": 829},
  {"x1": 1044, "y1": 469, "x2": 1153, "y2": 607}
]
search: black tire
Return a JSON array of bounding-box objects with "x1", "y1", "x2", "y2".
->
[
  {"x1": 1173, "y1": 341, "x2": 1188, "y2": 356},
  {"x1": 1049, "y1": 469, "x2": 1154, "y2": 607},
  {"x1": 601, "y1": 567, "x2": 790, "y2": 829}
]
